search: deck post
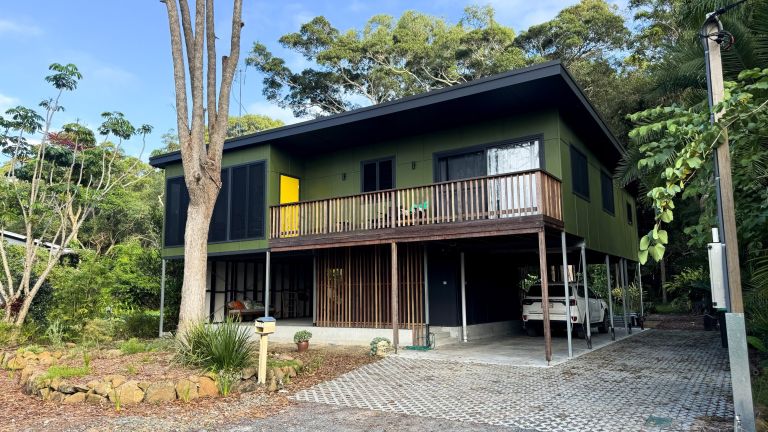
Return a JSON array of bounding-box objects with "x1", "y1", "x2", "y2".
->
[
  {"x1": 580, "y1": 242, "x2": 592, "y2": 348},
  {"x1": 620, "y1": 258, "x2": 629, "y2": 334},
  {"x1": 423, "y1": 247, "x2": 430, "y2": 326},
  {"x1": 605, "y1": 255, "x2": 615, "y2": 340},
  {"x1": 312, "y1": 253, "x2": 317, "y2": 325},
  {"x1": 538, "y1": 229, "x2": 552, "y2": 363},
  {"x1": 560, "y1": 231, "x2": 572, "y2": 358},
  {"x1": 391, "y1": 242, "x2": 399, "y2": 352},
  {"x1": 637, "y1": 263, "x2": 644, "y2": 317},
  {"x1": 460, "y1": 251, "x2": 468, "y2": 343},
  {"x1": 265, "y1": 250, "x2": 271, "y2": 317},
  {"x1": 159, "y1": 258, "x2": 166, "y2": 337}
]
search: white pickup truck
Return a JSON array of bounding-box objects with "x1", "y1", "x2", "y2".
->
[{"x1": 522, "y1": 283, "x2": 609, "y2": 337}]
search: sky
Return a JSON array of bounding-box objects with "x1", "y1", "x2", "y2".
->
[{"x1": 0, "y1": 0, "x2": 628, "y2": 158}]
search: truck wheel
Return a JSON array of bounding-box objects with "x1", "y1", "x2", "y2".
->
[
  {"x1": 526, "y1": 325, "x2": 539, "y2": 337},
  {"x1": 576, "y1": 319, "x2": 586, "y2": 339},
  {"x1": 598, "y1": 314, "x2": 608, "y2": 334}
]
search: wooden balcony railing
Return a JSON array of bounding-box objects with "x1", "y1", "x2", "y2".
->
[{"x1": 269, "y1": 169, "x2": 562, "y2": 239}]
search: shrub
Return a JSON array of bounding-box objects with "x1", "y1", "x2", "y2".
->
[
  {"x1": 175, "y1": 318, "x2": 254, "y2": 373},
  {"x1": 293, "y1": 330, "x2": 312, "y2": 344},
  {"x1": 0, "y1": 323, "x2": 16, "y2": 347},
  {"x1": 120, "y1": 338, "x2": 151, "y2": 355},
  {"x1": 81, "y1": 318, "x2": 115, "y2": 346},
  {"x1": 121, "y1": 311, "x2": 160, "y2": 339},
  {"x1": 370, "y1": 337, "x2": 391, "y2": 356},
  {"x1": 44, "y1": 320, "x2": 65, "y2": 347},
  {"x1": 39, "y1": 365, "x2": 90, "y2": 381}
]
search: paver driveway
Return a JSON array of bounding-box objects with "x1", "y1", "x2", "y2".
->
[{"x1": 292, "y1": 330, "x2": 733, "y2": 431}]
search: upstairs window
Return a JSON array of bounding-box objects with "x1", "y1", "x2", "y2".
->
[
  {"x1": 570, "y1": 146, "x2": 589, "y2": 200},
  {"x1": 627, "y1": 202, "x2": 634, "y2": 225},
  {"x1": 163, "y1": 161, "x2": 266, "y2": 247},
  {"x1": 600, "y1": 171, "x2": 615, "y2": 214},
  {"x1": 362, "y1": 157, "x2": 394, "y2": 192}
]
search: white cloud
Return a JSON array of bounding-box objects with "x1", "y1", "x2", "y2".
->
[
  {"x1": 0, "y1": 93, "x2": 20, "y2": 114},
  {"x1": 0, "y1": 19, "x2": 42, "y2": 37},
  {"x1": 246, "y1": 101, "x2": 301, "y2": 125}
]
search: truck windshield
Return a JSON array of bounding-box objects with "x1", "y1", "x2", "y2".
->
[{"x1": 526, "y1": 285, "x2": 575, "y2": 297}]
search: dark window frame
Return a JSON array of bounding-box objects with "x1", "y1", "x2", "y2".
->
[
  {"x1": 164, "y1": 175, "x2": 189, "y2": 247},
  {"x1": 163, "y1": 160, "x2": 267, "y2": 248},
  {"x1": 570, "y1": 145, "x2": 590, "y2": 201},
  {"x1": 600, "y1": 170, "x2": 615, "y2": 215},
  {"x1": 626, "y1": 201, "x2": 634, "y2": 225},
  {"x1": 360, "y1": 156, "x2": 396, "y2": 192},
  {"x1": 432, "y1": 134, "x2": 545, "y2": 183}
]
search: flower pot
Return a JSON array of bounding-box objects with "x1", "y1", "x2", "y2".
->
[{"x1": 297, "y1": 340, "x2": 309, "y2": 353}]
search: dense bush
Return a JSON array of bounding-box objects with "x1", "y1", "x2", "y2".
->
[
  {"x1": 120, "y1": 310, "x2": 160, "y2": 339},
  {"x1": 81, "y1": 318, "x2": 115, "y2": 346},
  {"x1": 175, "y1": 318, "x2": 254, "y2": 373}
]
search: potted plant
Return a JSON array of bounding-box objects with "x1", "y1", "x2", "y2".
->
[{"x1": 294, "y1": 330, "x2": 312, "y2": 353}]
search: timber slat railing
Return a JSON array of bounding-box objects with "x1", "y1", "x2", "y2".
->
[{"x1": 270, "y1": 169, "x2": 562, "y2": 239}]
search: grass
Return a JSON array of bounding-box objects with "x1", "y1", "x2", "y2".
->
[
  {"x1": 120, "y1": 338, "x2": 153, "y2": 355},
  {"x1": 38, "y1": 365, "x2": 90, "y2": 381},
  {"x1": 654, "y1": 302, "x2": 689, "y2": 314},
  {"x1": 126, "y1": 364, "x2": 137, "y2": 375},
  {"x1": 267, "y1": 358, "x2": 303, "y2": 371}
]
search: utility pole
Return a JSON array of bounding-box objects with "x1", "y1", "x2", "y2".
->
[{"x1": 701, "y1": 2, "x2": 754, "y2": 430}]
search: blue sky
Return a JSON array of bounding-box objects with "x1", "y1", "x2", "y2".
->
[{"x1": 0, "y1": 1, "x2": 627, "y2": 158}]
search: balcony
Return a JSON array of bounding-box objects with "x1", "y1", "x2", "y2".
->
[{"x1": 269, "y1": 169, "x2": 563, "y2": 251}]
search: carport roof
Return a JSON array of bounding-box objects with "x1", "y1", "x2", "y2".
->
[{"x1": 149, "y1": 60, "x2": 623, "y2": 168}]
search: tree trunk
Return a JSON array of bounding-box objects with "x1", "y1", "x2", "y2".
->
[
  {"x1": 177, "y1": 191, "x2": 216, "y2": 333},
  {"x1": 14, "y1": 294, "x2": 34, "y2": 326},
  {"x1": 660, "y1": 257, "x2": 667, "y2": 303},
  {"x1": 3, "y1": 300, "x2": 13, "y2": 323}
]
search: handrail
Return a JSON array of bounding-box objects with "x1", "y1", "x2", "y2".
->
[{"x1": 270, "y1": 169, "x2": 562, "y2": 239}]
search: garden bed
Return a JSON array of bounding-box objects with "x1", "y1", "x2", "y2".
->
[{"x1": 0, "y1": 340, "x2": 377, "y2": 431}]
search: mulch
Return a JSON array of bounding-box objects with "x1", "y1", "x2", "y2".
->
[
  {"x1": 644, "y1": 313, "x2": 708, "y2": 331},
  {"x1": 0, "y1": 342, "x2": 377, "y2": 432}
]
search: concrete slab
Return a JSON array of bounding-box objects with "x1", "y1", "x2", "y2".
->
[{"x1": 397, "y1": 327, "x2": 643, "y2": 367}]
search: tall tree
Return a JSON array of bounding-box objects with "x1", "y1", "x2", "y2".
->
[
  {"x1": 247, "y1": 6, "x2": 525, "y2": 118},
  {"x1": 0, "y1": 64, "x2": 152, "y2": 325},
  {"x1": 161, "y1": 0, "x2": 244, "y2": 331},
  {"x1": 226, "y1": 114, "x2": 283, "y2": 138}
]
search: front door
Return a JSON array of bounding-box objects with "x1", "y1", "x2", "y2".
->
[{"x1": 279, "y1": 175, "x2": 300, "y2": 237}]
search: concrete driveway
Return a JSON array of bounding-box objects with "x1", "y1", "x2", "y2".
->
[{"x1": 292, "y1": 330, "x2": 733, "y2": 431}]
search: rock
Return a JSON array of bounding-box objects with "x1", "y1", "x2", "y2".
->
[
  {"x1": 57, "y1": 381, "x2": 77, "y2": 394},
  {"x1": 63, "y1": 392, "x2": 86, "y2": 404},
  {"x1": 86, "y1": 393, "x2": 107, "y2": 405},
  {"x1": 1, "y1": 352, "x2": 10, "y2": 368},
  {"x1": 109, "y1": 381, "x2": 145, "y2": 405},
  {"x1": 187, "y1": 375, "x2": 200, "y2": 383},
  {"x1": 90, "y1": 381, "x2": 111, "y2": 397},
  {"x1": 6, "y1": 356, "x2": 26, "y2": 370},
  {"x1": 237, "y1": 380, "x2": 258, "y2": 393},
  {"x1": 22, "y1": 351, "x2": 37, "y2": 359},
  {"x1": 37, "y1": 351, "x2": 54, "y2": 365},
  {"x1": 103, "y1": 349, "x2": 122, "y2": 359},
  {"x1": 175, "y1": 379, "x2": 199, "y2": 402},
  {"x1": 52, "y1": 351, "x2": 63, "y2": 359},
  {"x1": 137, "y1": 381, "x2": 151, "y2": 391},
  {"x1": 241, "y1": 367, "x2": 257, "y2": 380},
  {"x1": 49, "y1": 391, "x2": 66, "y2": 402},
  {"x1": 105, "y1": 375, "x2": 126, "y2": 388},
  {"x1": 73, "y1": 384, "x2": 90, "y2": 393},
  {"x1": 273, "y1": 368, "x2": 285, "y2": 382},
  {"x1": 197, "y1": 376, "x2": 218, "y2": 398},
  {"x1": 19, "y1": 366, "x2": 34, "y2": 384},
  {"x1": 267, "y1": 377, "x2": 277, "y2": 392},
  {"x1": 40, "y1": 388, "x2": 51, "y2": 401},
  {"x1": 23, "y1": 373, "x2": 45, "y2": 395},
  {"x1": 49, "y1": 378, "x2": 62, "y2": 391},
  {"x1": 144, "y1": 381, "x2": 176, "y2": 404},
  {"x1": 284, "y1": 366, "x2": 297, "y2": 378}
]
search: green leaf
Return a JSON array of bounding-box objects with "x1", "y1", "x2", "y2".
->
[
  {"x1": 660, "y1": 209, "x2": 673, "y2": 223},
  {"x1": 747, "y1": 336, "x2": 767, "y2": 353},
  {"x1": 639, "y1": 236, "x2": 650, "y2": 251},
  {"x1": 649, "y1": 243, "x2": 666, "y2": 262},
  {"x1": 638, "y1": 248, "x2": 649, "y2": 265},
  {"x1": 657, "y1": 230, "x2": 668, "y2": 244}
]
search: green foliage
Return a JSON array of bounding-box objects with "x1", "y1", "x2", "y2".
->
[
  {"x1": 662, "y1": 267, "x2": 710, "y2": 297},
  {"x1": 216, "y1": 370, "x2": 239, "y2": 396},
  {"x1": 0, "y1": 323, "x2": 16, "y2": 347},
  {"x1": 81, "y1": 318, "x2": 115, "y2": 347},
  {"x1": 38, "y1": 365, "x2": 89, "y2": 381},
  {"x1": 121, "y1": 311, "x2": 160, "y2": 339},
  {"x1": 293, "y1": 330, "x2": 312, "y2": 343},
  {"x1": 630, "y1": 68, "x2": 768, "y2": 263},
  {"x1": 369, "y1": 337, "x2": 391, "y2": 356},
  {"x1": 226, "y1": 114, "x2": 284, "y2": 138},
  {"x1": 44, "y1": 320, "x2": 65, "y2": 347},
  {"x1": 174, "y1": 319, "x2": 255, "y2": 373},
  {"x1": 654, "y1": 301, "x2": 688, "y2": 314},
  {"x1": 120, "y1": 338, "x2": 152, "y2": 355}
]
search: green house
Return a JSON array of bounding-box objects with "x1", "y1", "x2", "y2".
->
[{"x1": 150, "y1": 61, "x2": 639, "y2": 360}]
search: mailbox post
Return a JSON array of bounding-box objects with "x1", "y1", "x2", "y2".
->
[{"x1": 254, "y1": 317, "x2": 276, "y2": 385}]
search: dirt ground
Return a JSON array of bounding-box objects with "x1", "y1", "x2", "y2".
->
[
  {"x1": 644, "y1": 313, "x2": 710, "y2": 330},
  {"x1": 0, "y1": 342, "x2": 377, "y2": 432}
]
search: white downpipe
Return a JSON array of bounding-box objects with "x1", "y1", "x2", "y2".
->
[
  {"x1": 265, "y1": 250, "x2": 271, "y2": 317},
  {"x1": 159, "y1": 258, "x2": 166, "y2": 337},
  {"x1": 561, "y1": 232, "x2": 572, "y2": 358},
  {"x1": 605, "y1": 255, "x2": 614, "y2": 330},
  {"x1": 637, "y1": 264, "x2": 644, "y2": 317},
  {"x1": 580, "y1": 243, "x2": 591, "y2": 342},
  {"x1": 312, "y1": 253, "x2": 317, "y2": 324},
  {"x1": 621, "y1": 258, "x2": 629, "y2": 333},
  {"x1": 460, "y1": 251, "x2": 468, "y2": 343}
]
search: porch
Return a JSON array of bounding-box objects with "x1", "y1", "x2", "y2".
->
[{"x1": 269, "y1": 169, "x2": 563, "y2": 251}]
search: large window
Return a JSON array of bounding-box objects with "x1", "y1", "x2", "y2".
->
[
  {"x1": 361, "y1": 157, "x2": 394, "y2": 192},
  {"x1": 570, "y1": 146, "x2": 589, "y2": 200},
  {"x1": 436, "y1": 138, "x2": 540, "y2": 182},
  {"x1": 163, "y1": 161, "x2": 266, "y2": 247},
  {"x1": 600, "y1": 171, "x2": 615, "y2": 214}
]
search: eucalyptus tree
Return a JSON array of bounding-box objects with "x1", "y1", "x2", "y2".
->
[
  {"x1": 160, "y1": 0, "x2": 244, "y2": 331},
  {"x1": 0, "y1": 64, "x2": 152, "y2": 326}
]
